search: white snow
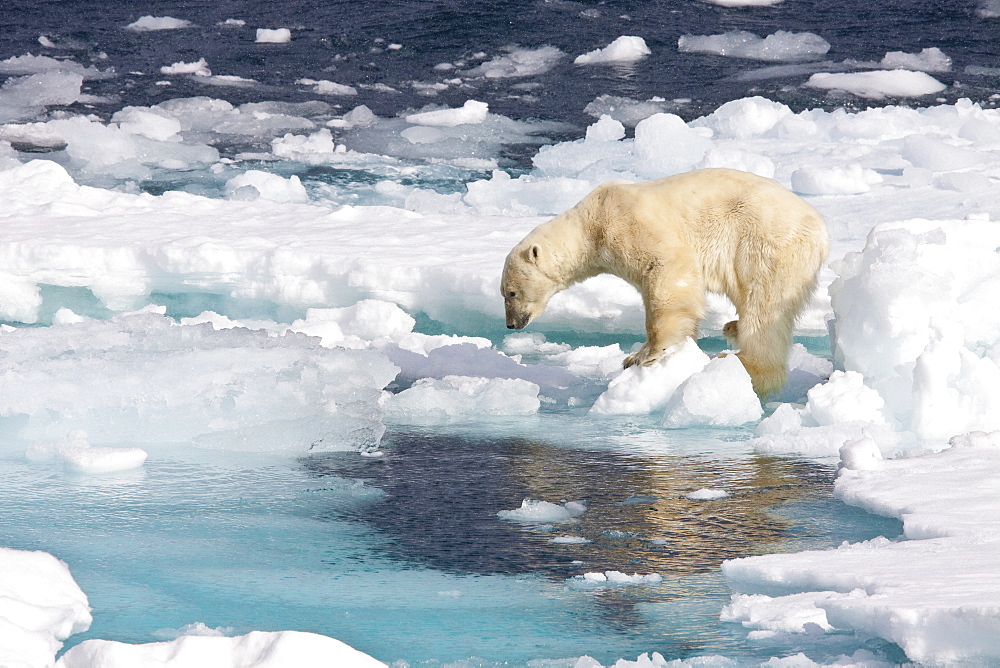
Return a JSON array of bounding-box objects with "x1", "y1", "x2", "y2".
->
[
  {"x1": 663, "y1": 355, "x2": 762, "y2": 427},
  {"x1": 590, "y1": 338, "x2": 710, "y2": 415},
  {"x1": 723, "y1": 430, "x2": 1000, "y2": 664},
  {"x1": 0, "y1": 548, "x2": 92, "y2": 668},
  {"x1": 574, "y1": 36, "x2": 651, "y2": 65},
  {"x1": 678, "y1": 31, "x2": 830, "y2": 62},
  {"x1": 0, "y1": 308, "x2": 398, "y2": 451},
  {"x1": 58, "y1": 631, "x2": 385, "y2": 667},
  {"x1": 385, "y1": 375, "x2": 541, "y2": 420}
]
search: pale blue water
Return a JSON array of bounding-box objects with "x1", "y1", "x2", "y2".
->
[{"x1": 0, "y1": 416, "x2": 904, "y2": 665}]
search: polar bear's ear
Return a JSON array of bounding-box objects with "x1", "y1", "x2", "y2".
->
[{"x1": 523, "y1": 244, "x2": 541, "y2": 264}]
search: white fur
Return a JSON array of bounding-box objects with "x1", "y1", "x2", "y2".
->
[{"x1": 501, "y1": 168, "x2": 829, "y2": 396}]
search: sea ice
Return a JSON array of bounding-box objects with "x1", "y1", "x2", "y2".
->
[
  {"x1": 678, "y1": 30, "x2": 830, "y2": 62},
  {"x1": 224, "y1": 170, "x2": 309, "y2": 203},
  {"x1": 574, "y1": 36, "x2": 651, "y2": 65},
  {"x1": 0, "y1": 548, "x2": 92, "y2": 668},
  {"x1": 0, "y1": 309, "x2": 398, "y2": 451},
  {"x1": 686, "y1": 489, "x2": 730, "y2": 501},
  {"x1": 25, "y1": 429, "x2": 148, "y2": 474},
  {"x1": 385, "y1": 375, "x2": 541, "y2": 420},
  {"x1": 295, "y1": 78, "x2": 358, "y2": 96},
  {"x1": 256, "y1": 28, "x2": 292, "y2": 44},
  {"x1": 724, "y1": 431, "x2": 1000, "y2": 664},
  {"x1": 125, "y1": 16, "x2": 192, "y2": 31},
  {"x1": 463, "y1": 46, "x2": 564, "y2": 78},
  {"x1": 590, "y1": 338, "x2": 710, "y2": 415},
  {"x1": 805, "y1": 70, "x2": 946, "y2": 99},
  {"x1": 497, "y1": 499, "x2": 587, "y2": 523},
  {"x1": 405, "y1": 100, "x2": 489, "y2": 126},
  {"x1": 160, "y1": 58, "x2": 212, "y2": 76},
  {"x1": 880, "y1": 47, "x2": 952, "y2": 73},
  {"x1": 568, "y1": 571, "x2": 663, "y2": 589},
  {"x1": 663, "y1": 355, "x2": 762, "y2": 428},
  {"x1": 57, "y1": 631, "x2": 385, "y2": 667}
]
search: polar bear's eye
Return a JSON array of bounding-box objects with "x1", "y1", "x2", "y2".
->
[{"x1": 507, "y1": 290, "x2": 517, "y2": 298}]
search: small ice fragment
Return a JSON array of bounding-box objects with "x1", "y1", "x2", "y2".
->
[
  {"x1": 256, "y1": 28, "x2": 291, "y2": 43},
  {"x1": 574, "y1": 36, "x2": 651, "y2": 65},
  {"x1": 497, "y1": 499, "x2": 587, "y2": 523},
  {"x1": 686, "y1": 489, "x2": 730, "y2": 501},
  {"x1": 551, "y1": 535, "x2": 592, "y2": 544},
  {"x1": 126, "y1": 16, "x2": 192, "y2": 31}
]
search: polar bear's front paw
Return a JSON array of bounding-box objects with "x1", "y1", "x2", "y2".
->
[{"x1": 623, "y1": 344, "x2": 662, "y2": 369}]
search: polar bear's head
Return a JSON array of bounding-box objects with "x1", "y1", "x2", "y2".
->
[{"x1": 501, "y1": 241, "x2": 561, "y2": 330}]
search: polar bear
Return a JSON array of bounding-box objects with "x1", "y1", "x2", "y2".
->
[{"x1": 501, "y1": 168, "x2": 828, "y2": 397}]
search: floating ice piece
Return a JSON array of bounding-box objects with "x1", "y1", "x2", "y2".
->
[
  {"x1": 497, "y1": 499, "x2": 587, "y2": 523},
  {"x1": 464, "y1": 46, "x2": 564, "y2": 78},
  {"x1": 57, "y1": 630, "x2": 385, "y2": 668},
  {"x1": 385, "y1": 375, "x2": 541, "y2": 420},
  {"x1": 805, "y1": 70, "x2": 946, "y2": 99},
  {"x1": 26, "y1": 430, "x2": 148, "y2": 474},
  {"x1": 880, "y1": 47, "x2": 952, "y2": 73},
  {"x1": 224, "y1": 170, "x2": 309, "y2": 203},
  {"x1": 126, "y1": 16, "x2": 192, "y2": 31},
  {"x1": 0, "y1": 548, "x2": 92, "y2": 668},
  {"x1": 0, "y1": 71, "x2": 86, "y2": 122},
  {"x1": 296, "y1": 78, "x2": 357, "y2": 96},
  {"x1": 569, "y1": 571, "x2": 663, "y2": 589},
  {"x1": 790, "y1": 163, "x2": 884, "y2": 195},
  {"x1": 721, "y1": 591, "x2": 834, "y2": 634},
  {"x1": 686, "y1": 489, "x2": 730, "y2": 501},
  {"x1": 256, "y1": 28, "x2": 291, "y2": 44},
  {"x1": 551, "y1": 535, "x2": 591, "y2": 544},
  {"x1": 663, "y1": 355, "x2": 762, "y2": 427},
  {"x1": 590, "y1": 338, "x2": 710, "y2": 415},
  {"x1": 160, "y1": 58, "x2": 211, "y2": 76},
  {"x1": 0, "y1": 311, "x2": 398, "y2": 451},
  {"x1": 0, "y1": 54, "x2": 109, "y2": 80},
  {"x1": 405, "y1": 100, "x2": 489, "y2": 127},
  {"x1": 678, "y1": 30, "x2": 829, "y2": 62},
  {"x1": 574, "y1": 36, "x2": 651, "y2": 65}
]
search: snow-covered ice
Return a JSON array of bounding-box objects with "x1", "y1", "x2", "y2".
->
[
  {"x1": 497, "y1": 499, "x2": 587, "y2": 523},
  {"x1": 677, "y1": 31, "x2": 830, "y2": 62},
  {"x1": 0, "y1": 22, "x2": 999, "y2": 661},
  {"x1": 723, "y1": 430, "x2": 1000, "y2": 664},
  {"x1": 575, "y1": 37, "x2": 651, "y2": 65}
]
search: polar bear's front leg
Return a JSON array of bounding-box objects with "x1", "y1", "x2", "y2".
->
[{"x1": 623, "y1": 266, "x2": 704, "y2": 368}]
